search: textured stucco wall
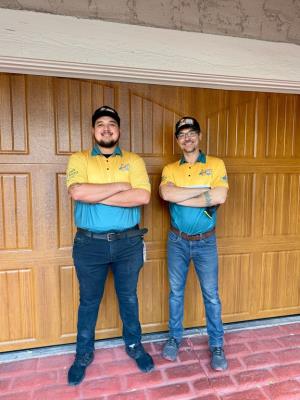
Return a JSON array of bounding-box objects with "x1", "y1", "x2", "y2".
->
[{"x1": 0, "y1": 0, "x2": 299, "y2": 45}]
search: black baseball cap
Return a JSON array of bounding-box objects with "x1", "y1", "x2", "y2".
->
[
  {"x1": 175, "y1": 116, "x2": 201, "y2": 137},
  {"x1": 92, "y1": 105, "x2": 120, "y2": 127}
]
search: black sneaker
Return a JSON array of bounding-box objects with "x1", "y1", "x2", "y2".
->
[
  {"x1": 67, "y1": 352, "x2": 94, "y2": 386},
  {"x1": 210, "y1": 347, "x2": 228, "y2": 371},
  {"x1": 162, "y1": 337, "x2": 180, "y2": 361},
  {"x1": 126, "y1": 343, "x2": 154, "y2": 373}
]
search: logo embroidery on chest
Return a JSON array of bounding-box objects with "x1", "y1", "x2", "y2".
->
[
  {"x1": 67, "y1": 168, "x2": 78, "y2": 179},
  {"x1": 199, "y1": 169, "x2": 212, "y2": 176},
  {"x1": 119, "y1": 163, "x2": 130, "y2": 171}
]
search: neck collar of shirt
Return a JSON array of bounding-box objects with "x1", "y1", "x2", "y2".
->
[
  {"x1": 91, "y1": 145, "x2": 122, "y2": 157},
  {"x1": 179, "y1": 151, "x2": 206, "y2": 165}
]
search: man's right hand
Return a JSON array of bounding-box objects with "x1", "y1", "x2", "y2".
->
[{"x1": 119, "y1": 182, "x2": 132, "y2": 191}]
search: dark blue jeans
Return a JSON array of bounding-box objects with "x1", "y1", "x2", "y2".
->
[
  {"x1": 72, "y1": 231, "x2": 144, "y2": 355},
  {"x1": 167, "y1": 231, "x2": 224, "y2": 348}
]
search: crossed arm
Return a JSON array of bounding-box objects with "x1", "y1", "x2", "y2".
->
[
  {"x1": 68, "y1": 182, "x2": 150, "y2": 207},
  {"x1": 159, "y1": 182, "x2": 228, "y2": 207}
]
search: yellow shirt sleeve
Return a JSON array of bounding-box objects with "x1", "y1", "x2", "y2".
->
[
  {"x1": 66, "y1": 152, "x2": 88, "y2": 188},
  {"x1": 211, "y1": 159, "x2": 229, "y2": 188},
  {"x1": 129, "y1": 155, "x2": 151, "y2": 192},
  {"x1": 160, "y1": 164, "x2": 175, "y2": 186}
]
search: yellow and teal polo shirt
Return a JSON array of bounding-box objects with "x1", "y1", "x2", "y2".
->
[
  {"x1": 66, "y1": 145, "x2": 150, "y2": 233},
  {"x1": 161, "y1": 152, "x2": 228, "y2": 235}
]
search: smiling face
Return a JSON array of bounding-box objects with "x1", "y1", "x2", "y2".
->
[
  {"x1": 93, "y1": 116, "x2": 120, "y2": 151},
  {"x1": 176, "y1": 128, "x2": 202, "y2": 154}
]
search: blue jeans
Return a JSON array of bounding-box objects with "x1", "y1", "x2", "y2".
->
[
  {"x1": 167, "y1": 231, "x2": 224, "y2": 348},
  {"x1": 72, "y1": 231, "x2": 144, "y2": 355}
]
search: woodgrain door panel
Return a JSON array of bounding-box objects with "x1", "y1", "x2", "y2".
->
[{"x1": 1, "y1": 73, "x2": 299, "y2": 351}]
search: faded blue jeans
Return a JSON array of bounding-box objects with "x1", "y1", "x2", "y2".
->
[
  {"x1": 167, "y1": 230, "x2": 224, "y2": 348},
  {"x1": 73, "y1": 230, "x2": 144, "y2": 355}
]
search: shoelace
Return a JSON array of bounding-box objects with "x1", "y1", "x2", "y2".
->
[
  {"x1": 129, "y1": 343, "x2": 143, "y2": 350},
  {"x1": 75, "y1": 353, "x2": 92, "y2": 365},
  {"x1": 168, "y1": 337, "x2": 179, "y2": 348},
  {"x1": 212, "y1": 347, "x2": 223, "y2": 356},
  {"x1": 128, "y1": 343, "x2": 145, "y2": 357}
]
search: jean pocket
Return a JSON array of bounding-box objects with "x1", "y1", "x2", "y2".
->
[
  {"x1": 73, "y1": 233, "x2": 91, "y2": 247},
  {"x1": 202, "y1": 234, "x2": 216, "y2": 245},
  {"x1": 127, "y1": 234, "x2": 142, "y2": 246},
  {"x1": 168, "y1": 231, "x2": 181, "y2": 242}
]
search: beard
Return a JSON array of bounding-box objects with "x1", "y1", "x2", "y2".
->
[
  {"x1": 182, "y1": 142, "x2": 197, "y2": 153},
  {"x1": 95, "y1": 133, "x2": 119, "y2": 149},
  {"x1": 185, "y1": 147, "x2": 197, "y2": 152}
]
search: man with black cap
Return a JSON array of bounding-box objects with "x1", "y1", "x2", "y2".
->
[
  {"x1": 159, "y1": 116, "x2": 229, "y2": 371},
  {"x1": 66, "y1": 106, "x2": 154, "y2": 385}
]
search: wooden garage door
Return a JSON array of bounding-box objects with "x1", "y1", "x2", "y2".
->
[{"x1": 0, "y1": 73, "x2": 300, "y2": 352}]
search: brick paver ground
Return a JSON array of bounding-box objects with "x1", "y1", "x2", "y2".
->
[{"x1": 1, "y1": 323, "x2": 300, "y2": 399}]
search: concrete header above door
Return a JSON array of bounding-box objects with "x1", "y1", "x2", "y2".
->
[{"x1": 0, "y1": 8, "x2": 299, "y2": 93}]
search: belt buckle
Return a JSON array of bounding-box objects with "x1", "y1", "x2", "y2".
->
[{"x1": 106, "y1": 233, "x2": 115, "y2": 241}]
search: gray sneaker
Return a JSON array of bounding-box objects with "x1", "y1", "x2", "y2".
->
[
  {"x1": 162, "y1": 337, "x2": 180, "y2": 361},
  {"x1": 210, "y1": 347, "x2": 228, "y2": 371}
]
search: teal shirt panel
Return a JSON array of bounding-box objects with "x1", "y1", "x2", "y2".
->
[
  {"x1": 74, "y1": 201, "x2": 140, "y2": 233},
  {"x1": 170, "y1": 203, "x2": 216, "y2": 235}
]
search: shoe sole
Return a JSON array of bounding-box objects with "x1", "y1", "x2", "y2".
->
[
  {"x1": 162, "y1": 353, "x2": 177, "y2": 361},
  {"x1": 140, "y1": 364, "x2": 155, "y2": 373},
  {"x1": 68, "y1": 373, "x2": 85, "y2": 386},
  {"x1": 210, "y1": 364, "x2": 228, "y2": 371},
  {"x1": 68, "y1": 366, "x2": 87, "y2": 386},
  {"x1": 135, "y1": 357, "x2": 155, "y2": 373}
]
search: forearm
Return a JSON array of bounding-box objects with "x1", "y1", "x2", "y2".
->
[
  {"x1": 68, "y1": 182, "x2": 130, "y2": 203},
  {"x1": 159, "y1": 184, "x2": 209, "y2": 202},
  {"x1": 178, "y1": 187, "x2": 228, "y2": 207},
  {"x1": 100, "y1": 189, "x2": 150, "y2": 207}
]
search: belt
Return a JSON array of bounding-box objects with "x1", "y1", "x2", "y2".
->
[
  {"x1": 77, "y1": 227, "x2": 148, "y2": 241},
  {"x1": 170, "y1": 226, "x2": 215, "y2": 241}
]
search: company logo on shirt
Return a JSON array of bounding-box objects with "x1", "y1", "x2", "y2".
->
[
  {"x1": 199, "y1": 169, "x2": 212, "y2": 176},
  {"x1": 67, "y1": 168, "x2": 78, "y2": 179},
  {"x1": 119, "y1": 163, "x2": 130, "y2": 171}
]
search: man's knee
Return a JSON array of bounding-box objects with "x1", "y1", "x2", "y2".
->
[
  {"x1": 201, "y1": 284, "x2": 220, "y2": 302},
  {"x1": 169, "y1": 284, "x2": 185, "y2": 299},
  {"x1": 118, "y1": 292, "x2": 138, "y2": 304}
]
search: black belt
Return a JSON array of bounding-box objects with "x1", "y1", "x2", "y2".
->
[
  {"x1": 77, "y1": 227, "x2": 148, "y2": 241},
  {"x1": 170, "y1": 226, "x2": 215, "y2": 241}
]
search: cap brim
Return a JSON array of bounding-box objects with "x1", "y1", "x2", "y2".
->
[{"x1": 175, "y1": 124, "x2": 196, "y2": 135}]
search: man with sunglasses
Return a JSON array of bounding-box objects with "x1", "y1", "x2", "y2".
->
[{"x1": 159, "y1": 116, "x2": 229, "y2": 371}]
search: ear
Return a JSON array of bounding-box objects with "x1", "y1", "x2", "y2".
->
[{"x1": 199, "y1": 132, "x2": 203, "y2": 141}]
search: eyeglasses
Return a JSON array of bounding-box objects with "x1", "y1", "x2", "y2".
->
[{"x1": 176, "y1": 130, "x2": 199, "y2": 140}]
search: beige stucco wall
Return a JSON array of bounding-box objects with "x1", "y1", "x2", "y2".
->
[{"x1": 0, "y1": 0, "x2": 299, "y2": 45}]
